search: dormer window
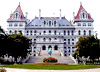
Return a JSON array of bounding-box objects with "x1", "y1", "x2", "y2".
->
[
  {"x1": 16, "y1": 13, "x2": 18, "y2": 19},
  {"x1": 44, "y1": 21, "x2": 46, "y2": 24},
  {"x1": 80, "y1": 9, "x2": 88, "y2": 19},
  {"x1": 13, "y1": 11, "x2": 20, "y2": 19},
  {"x1": 54, "y1": 21, "x2": 56, "y2": 24},
  {"x1": 82, "y1": 13, "x2": 85, "y2": 18},
  {"x1": 49, "y1": 21, "x2": 51, "y2": 26}
]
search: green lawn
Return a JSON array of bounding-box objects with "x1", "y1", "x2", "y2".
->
[{"x1": 2, "y1": 64, "x2": 100, "y2": 70}]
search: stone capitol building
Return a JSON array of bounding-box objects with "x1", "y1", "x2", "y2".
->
[{"x1": 7, "y1": 3, "x2": 94, "y2": 57}]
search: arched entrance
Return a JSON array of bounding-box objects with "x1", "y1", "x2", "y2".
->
[
  {"x1": 48, "y1": 45, "x2": 52, "y2": 50},
  {"x1": 54, "y1": 45, "x2": 58, "y2": 50},
  {"x1": 42, "y1": 45, "x2": 46, "y2": 50}
]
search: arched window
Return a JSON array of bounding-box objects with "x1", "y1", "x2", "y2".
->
[
  {"x1": 54, "y1": 21, "x2": 56, "y2": 24},
  {"x1": 82, "y1": 13, "x2": 85, "y2": 18},
  {"x1": 15, "y1": 13, "x2": 18, "y2": 19},
  {"x1": 54, "y1": 45, "x2": 58, "y2": 50},
  {"x1": 89, "y1": 30, "x2": 91, "y2": 36},
  {"x1": 43, "y1": 38, "x2": 46, "y2": 42},
  {"x1": 78, "y1": 30, "x2": 81, "y2": 35},
  {"x1": 54, "y1": 31, "x2": 56, "y2": 35},
  {"x1": 64, "y1": 30, "x2": 66, "y2": 35},
  {"x1": 9, "y1": 30, "x2": 12, "y2": 34},
  {"x1": 68, "y1": 39, "x2": 70, "y2": 44},
  {"x1": 49, "y1": 31, "x2": 51, "y2": 34},
  {"x1": 34, "y1": 30, "x2": 37, "y2": 35},
  {"x1": 44, "y1": 31, "x2": 46, "y2": 35},
  {"x1": 84, "y1": 30, "x2": 86, "y2": 35},
  {"x1": 68, "y1": 30, "x2": 70, "y2": 35},
  {"x1": 30, "y1": 31, "x2": 32, "y2": 35},
  {"x1": 26, "y1": 31, "x2": 29, "y2": 35},
  {"x1": 44, "y1": 21, "x2": 46, "y2": 24},
  {"x1": 54, "y1": 21, "x2": 56, "y2": 26},
  {"x1": 49, "y1": 21, "x2": 51, "y2": 26},
  {"x1": 49, "y1": 38, "x2": 51, "y2": 41},
  {"x1": 72, "y1": 30, "x2": 74, "y2": 35},
  {"x1": 42, "y1": 45, "x2": 46, "y2": 50}
]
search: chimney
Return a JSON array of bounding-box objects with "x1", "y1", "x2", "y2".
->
[
  {"x1": 60, "y1": 9, "x2": 61, "y2": 20},
  {"x1": 73, "y1": 12, "x2": 75, "y2": 19},
  {"x1": 25, "y1": 12, "x2": 28, "y2": 19},
  {"x1": 39, "y1": 9, "x2": 41, "y2": 20}
]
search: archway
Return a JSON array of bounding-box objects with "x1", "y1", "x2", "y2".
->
[
  {"x1": 54, "y1": 45, "x2": 58, "y2": 50},
  {"x1": 42, "y1": 45, "x2": 46, "y2": 50},
  {"x1": 48, "y1": 45, "x2": 52, "y2": 50}
]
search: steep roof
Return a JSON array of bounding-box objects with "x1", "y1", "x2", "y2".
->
[
  {"x1": 75, "y1": 3, "x2": 92, "y2": 19},
  {"x1": 9, "y1": 4, "x2": 25, "y2": 19}
]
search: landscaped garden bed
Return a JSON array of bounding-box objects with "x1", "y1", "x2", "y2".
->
[
  {"x1": 33, "y1": 63, "x2": 68, "y2": 65},
  {"x1": 43, "y1": 57, "x2": 58, "y2": 63}
]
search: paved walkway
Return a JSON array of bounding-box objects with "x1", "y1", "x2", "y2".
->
[{"x1": 3, "y1": 68, "x2": 100, "y2": 72}]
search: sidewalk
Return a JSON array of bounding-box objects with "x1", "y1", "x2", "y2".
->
[{"x1": 4, "y1": 68, "x2": 100, "y2": 72}]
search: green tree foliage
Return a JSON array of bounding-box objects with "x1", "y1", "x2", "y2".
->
[
  {"x1": 0, "y1": 26, "x2": 5, "y2": 34},
  {"x1": 0, "y1": 27, "x2": 31, "y2": 62},
  {"x1": 0, "y1": 34, "x2": 7, "y2": 57},
  {"x1": 75, "y1": 36, "x2": 100, "y2": 61},
  {"x1": 6, "y1": 34, "x2": 31, "y2": 61}
]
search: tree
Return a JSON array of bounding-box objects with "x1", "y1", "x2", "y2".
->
[
  {"x1": 0, "y1": 34, "x2": 7, "y2": 57},
  {"x1": 0, "y1": 26, "x2": 7, "y2": 57},
  {"x1": 75, "y1": 35, "x2": 100, "y2": 61},
  {"x1": 0, "y1": 26, "x2": 5, "y2": 34},
  {"x1": 6, "y1": 33, "x2": 31, "y2": 62}
]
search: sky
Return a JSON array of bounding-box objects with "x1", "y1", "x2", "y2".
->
[{"x1": 0, "y1": 0, "x2": 100, "y2": 38}]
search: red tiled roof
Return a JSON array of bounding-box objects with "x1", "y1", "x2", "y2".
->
[
  {"x1": 9, "y1": 4, "x2": 25, "y2": 19},
  {"x1": 75, "y1": 4, "x2": 92, "y2": 19}
]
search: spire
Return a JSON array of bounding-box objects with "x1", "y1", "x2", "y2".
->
[
  {"x1": 18, "y1": 2, "x2": 20, "y2": 7},
  {"x1": 60, "y1": 9, "x2": 61, "y2": 20},
  {"x1": 80, "y1": 2, "x2": 82, "y2": 7},
  {"x1": 19, "y1": 2, "x2": 20, "y2": 5},
  {"x1": 39, "y1": 9, "x2": 41, "y2": 20}
]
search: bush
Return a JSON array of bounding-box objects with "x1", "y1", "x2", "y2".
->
[{"x1": 43, "y1": 57, "x2": 58, "y2": 63}]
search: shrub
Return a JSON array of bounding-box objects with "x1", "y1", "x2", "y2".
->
[{"x1": 43, "y1": 57, "x2": 58, "y2": 63}]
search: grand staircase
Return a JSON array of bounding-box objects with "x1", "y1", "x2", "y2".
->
[
  {"x1": 24, "y1": 50, "x2": 75, "y2": 64},
  {"x1": 25, "y1": 56, "x2": 75, "y2": 64}
]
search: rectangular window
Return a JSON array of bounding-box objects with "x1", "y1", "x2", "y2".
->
[
  {"x1": 9, "y1": 24, "x2": 12, "y2": 27},
  {"x1": 14, "y1": 24, "x2": 18, "y2": 27},
  {"x1": 72, "y1": 42, "x2": 74, "y2": 45},
  {"x1": 19, "y1": 24, "x2": 23, "y2": 26},
  {"x1": 83, "y1": 23, "x2": 86, "y2": 26},
  {"x1": 78, "y1": 23, "x2": 81, "y2": 26}
]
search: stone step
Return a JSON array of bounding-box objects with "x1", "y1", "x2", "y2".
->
[{"x1": 25, "y1": 56, "x2": 75, "y2": 64}]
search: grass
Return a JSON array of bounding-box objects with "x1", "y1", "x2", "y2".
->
[{"x1": 2, "y1": 63, "x2": 100, "y2": 70}]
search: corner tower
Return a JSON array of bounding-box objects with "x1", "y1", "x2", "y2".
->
[
  {"x1": 7, "y1": 3, "x2": 28, "y2": 35},
  {"x1": 74, "y1": 2, "x2": 94, "y2": 41}
]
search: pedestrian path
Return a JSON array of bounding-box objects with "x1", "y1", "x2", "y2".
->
[{"x1": 3, "y1": 68, "x2": 100, "y2": 72}]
